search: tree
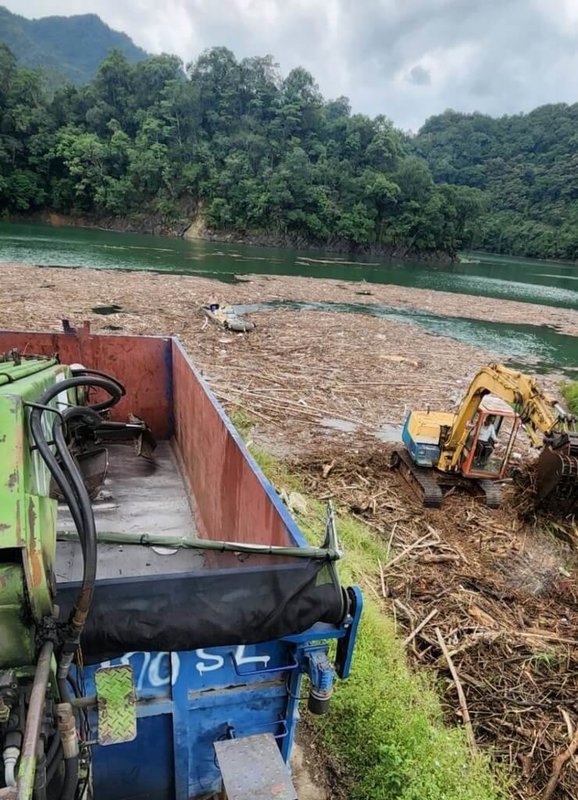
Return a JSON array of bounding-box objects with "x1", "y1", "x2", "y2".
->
[{"x1": 0, "y1": 45, "x2": 485, "y2": 257}]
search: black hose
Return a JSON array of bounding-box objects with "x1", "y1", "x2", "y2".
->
[
  {"x1": 29, "y1": 373, "x2": 125, "y2": 693},
  {"x1": 70, "y1": 367, "x2": 126, "y2": 398},
  {"x1": 60, "y1": 756, "x2": 79, "y2": 800},
  {"x1": 57, "y1": 677, "x2": 72, "y2": 706},
  {"x1": 30, "y1": 374, "x2": 123, "y2": 560},
  {"x1": 45, "y1": 743, "x2": 63, "y2": 788},
  {"x1": 45, "y1": 731, "x2": 61, "y2": 770},
  {"x1": 36, "y1": 374, "x2": 124, "y2": 414},
  {"x1": 29, "y1": 408, "x2": 85, "y2": 547},
  {"x1": 28, "y1": 375, "x2": 123, "y2": 545},
  {"x1": 53, "y1": 407, "x2": 101, "y2": 621},
  {"x1": 26, "y1": 372, "x2": 124, "y2": 800}
]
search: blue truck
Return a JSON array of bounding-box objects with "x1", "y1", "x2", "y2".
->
[{"x1": 0, "y1": 324, "x2": 361, "y2": 800}]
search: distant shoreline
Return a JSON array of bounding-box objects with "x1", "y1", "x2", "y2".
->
[{"x1": 7, "y1": 211, "x2": 456, "y2": 264}]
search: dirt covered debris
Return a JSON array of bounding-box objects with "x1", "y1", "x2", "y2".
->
[{"x1": 299, "y1": 443, "x2": 578, "y2": 799}]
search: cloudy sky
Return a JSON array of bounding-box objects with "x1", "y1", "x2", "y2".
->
[{"x1": 5, "y1": 0, "x2": 578, "y2": 131}]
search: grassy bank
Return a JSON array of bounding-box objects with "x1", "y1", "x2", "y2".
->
[
  {"x1": 563, "y1": 382, "x2": 578, "y2": 415},
  {"x1": 241, "y1": 428, "x2": 506, "y2": 800}
]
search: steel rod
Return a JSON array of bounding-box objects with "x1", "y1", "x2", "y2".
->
[
  {"x1": 57, "y1": 530, "x2": 341, "y2": 560},
  {"x1": 17, "y1": 641, "x2": 54, "y2": 800}
]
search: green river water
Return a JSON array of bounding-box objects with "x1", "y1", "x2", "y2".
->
[{"x1": 0, "y1": 221, "x2": 577, "y2": 373}]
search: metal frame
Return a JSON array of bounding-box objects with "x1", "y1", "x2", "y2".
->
[{"x1": 462, "y1": 408, "x2": 520, "y2": 479}]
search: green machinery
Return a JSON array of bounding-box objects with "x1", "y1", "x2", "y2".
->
[
  {"x1": 0, "y1": 356, "x2": 69, "y2": 666},
  {"x1": 0, "y1": 352, "x2": 136, "y2": 800}
]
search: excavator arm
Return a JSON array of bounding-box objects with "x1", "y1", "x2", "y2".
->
[{"x1": 440, "y1": 364, "x2": 573, "y2": 470}]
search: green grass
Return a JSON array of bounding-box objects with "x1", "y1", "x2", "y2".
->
[
  {"x1": 562, "y1": 381, "x2": 578, "y2": 415},
  {"x1": 233, "y1": 413, "x2": 507, "y2": 799}
]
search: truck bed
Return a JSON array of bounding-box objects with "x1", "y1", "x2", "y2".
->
[{"x1": 56, "y1": 442, "x2": 206, "y2": 582}]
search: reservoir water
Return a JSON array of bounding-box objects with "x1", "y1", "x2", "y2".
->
[{"x1": 0, "y1": 221, "x2": 576, "y2": 372}]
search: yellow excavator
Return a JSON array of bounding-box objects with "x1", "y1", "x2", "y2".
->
[{"x1": 391, "y1": 363, "x2": 578, "y2": 511}]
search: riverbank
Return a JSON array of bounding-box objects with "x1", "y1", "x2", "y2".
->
[
  {"x1": 8, "y1": 212, "x2": 456, "y2": 262},
  {"x1": 183, "y1": 219, "x2": 455, "y2": 262}
]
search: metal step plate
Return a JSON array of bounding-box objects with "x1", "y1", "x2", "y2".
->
[
  {"x1": 215, "y1": 733, "x2": 297, "y2": 800},
  {"x1": 95, "y1": 665, "x2": 137, "y2": 745}
]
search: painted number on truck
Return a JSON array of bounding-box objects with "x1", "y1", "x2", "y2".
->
[
  {"x1": 101, "y1": 651, "x2": 181, "y2": 692},
  {"x1": 195, "y1": 646, "x2": 271, "y2": 674},
  {"x1": 100, "y1": 646, "x2": 271, "y2": 690}
]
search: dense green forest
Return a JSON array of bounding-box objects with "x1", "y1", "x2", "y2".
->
[
  {"x1": 0, "y1": 6, "x2": 146, "y2": 86},
  {"x1": 0, "y1": 44, "x2": 482, "y2": 257},
  {"x1": 414, "y1": 107, "x2": 578, "y2": 260},
  {"x1": 2, "y1": 2, "x2": 578, "y2": 262}
]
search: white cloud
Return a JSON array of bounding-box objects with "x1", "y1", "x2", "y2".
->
[{"x1": 4, "y1": 0, "x2": 578, "y2": 131}]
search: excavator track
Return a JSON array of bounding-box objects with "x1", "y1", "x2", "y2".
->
[
  {"x1": 391, "y1": 449, "x2": 503, "y2": 509},
  {"x1": 390, "y1": 448, "x2": 443, "y2": 508},
  {"x1": 477, "y1": 479, "x2": 502, "y2": 509}
]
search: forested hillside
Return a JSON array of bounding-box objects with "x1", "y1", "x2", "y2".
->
[
  {"x1": 414, "y1": 107, "x2": 578, "y2": 260},
  {"x1": 0, "y1": 6, "x2": 146, "y2": 85},
  {"x1": 0, "y1": 44, "x2": 482, "y2": 257}
]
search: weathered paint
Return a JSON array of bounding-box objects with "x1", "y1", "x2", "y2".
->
[
  {"x1": 0, "y1": 565, "x2": 34, "y2": 666},
  {"x1": 0, "y1": 360, "x2": 70, "y2": 661},
  {"x1": 85, "y1": 640, "x2": 304, "y2": 799},
  {"x1": 171, "y1": 340, "x2": 304, "y2": 548},
  {"x1": 0, "y1": 326, "x2": 173, "y2": 439}
]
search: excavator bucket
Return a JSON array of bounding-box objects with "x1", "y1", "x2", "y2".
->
[{"x1": 535, "y1": 434, "x2": 578, "y2": 515}]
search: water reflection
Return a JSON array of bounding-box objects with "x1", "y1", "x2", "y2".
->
[{"x1": 0, "y1": 222, "x2": 577, "y2": 309}]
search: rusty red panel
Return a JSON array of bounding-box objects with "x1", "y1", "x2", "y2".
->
[
  {"x1": 171, "y1": 341, "x2": 292, "y2": 547},
  {"x1": 0, "y1": 326, "x2": 173, "y2": 439}
]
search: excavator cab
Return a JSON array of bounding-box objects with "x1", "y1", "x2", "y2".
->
[{"x1": 461, "y1": 408, "x2": 520, "y2": 479}]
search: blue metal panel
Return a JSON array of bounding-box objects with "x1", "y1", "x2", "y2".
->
[
  {"x1": 85, "y1": 637, "x2": 327, "y2": 800},
  {"x1": 91, "y1": 714, "x2": 174, "y2": 800},
  {"x1": 402, "y1": 416, "x2": 440, "y2": 467}
]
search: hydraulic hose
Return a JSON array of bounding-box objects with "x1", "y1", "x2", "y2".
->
[
  {"x1": 30, "y1": 373, "x2": 124, "y2": 547},
  {"x1": 29, "y1": 409, "x2": 84, "y2": 548},
  {"x1": 44, "y1": 731, "x2": 61, "y2": 778},
  {"x1": 28, "y1": 374, "x2": 123, "y2": 548},
  {"x1": 29, "y1": 373, "x2": 125, "y2": 694},
  {"x1": 45, "y1": 743, "x2": 62, "y2": 788},
  {"x1": 70, "y1": 366, "x2": 126, "y2": 398},
  {"x1": 56, "y1": 705, "x2": 79, "y2": 800},
  {"x1": 53, "y1": 408, "x2": 100, "y2": 628},
  {"x1": 59, "y1": 373, "x2": 125, "y2": 413},
  {"x1": 24, "y1": 371, "x2": 125, "y2": 800},
  {"x1": 16, "y1": 642, "x2": 54, "y2": 800},
  {"x1": 60, "y1": 756, "x2": 79, "y2": 800},
  {"x1": 33, "y1": 374, "x2": 124, "y2": 416},
  {"x1": 45, "y1": 732, "x2": 60, "y2": 765}
]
